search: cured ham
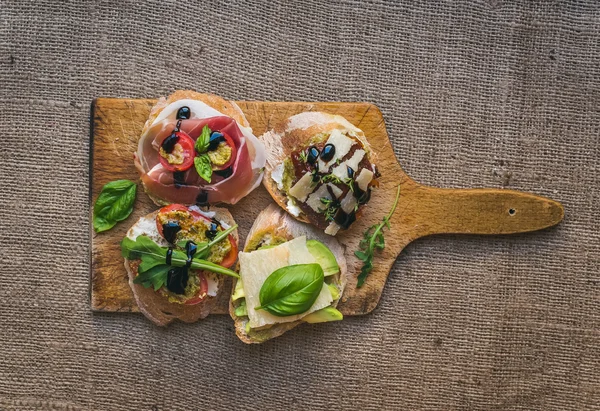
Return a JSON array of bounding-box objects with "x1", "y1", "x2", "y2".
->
[{"x1": 135, "y1": 94, "x2": 266, "y2": 205}]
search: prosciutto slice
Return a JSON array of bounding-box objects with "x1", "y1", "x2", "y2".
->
[{"x1": 135, "y1": 103, "x2": 265, "y2": 205}]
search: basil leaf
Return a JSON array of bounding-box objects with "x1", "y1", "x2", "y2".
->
[
  {"x1": 194, "y1": 154, "x2": 212, "y2": 183},
  {"x1": 93, "y1": 215, "x2": 116, "y2": 233},
  {"x1": 195, "y1": 125, "x2": 211, "y2": 154},
  {"x1": 256, "y1": 263, "x2": 324, "y2": 317},
  {"x1": 93, "y1": 179, "x2": 137, "y2": 233}
]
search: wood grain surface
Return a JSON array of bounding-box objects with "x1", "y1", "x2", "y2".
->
[{"x1": 90, "y1": 98, "x2": 564, "y2": 316}]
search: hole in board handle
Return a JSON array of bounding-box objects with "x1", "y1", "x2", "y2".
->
[{"x1": 508, "y1": 208, "x2": 516, "y2": 216}]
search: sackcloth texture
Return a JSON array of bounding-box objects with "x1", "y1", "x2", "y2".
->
[{"x1": 0, "y1": 1, "x2": 598, "y2": 410}]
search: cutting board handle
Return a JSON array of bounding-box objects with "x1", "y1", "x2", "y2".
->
[{"x1": 399, "y1": 180, "x2": 564, "y2": 239}]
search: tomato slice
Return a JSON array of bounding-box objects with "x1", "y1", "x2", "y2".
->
[
  {"x1": 158, "y1": 131, "x2": 195, "y2": 172},
  {"x1": 156, "y1": 204, "x2": 211, "y2": 238},
  {"x1": 210, "y1": 131, "x2": 237, "y2": 171},
  {"x1": 183, "y1": 273, "x2": 209, "y2": 305},
  {"x1": 155, "y1": 203, "x2": 237, "y2": 267},
  {"x1": 219, "y1": 235, "x2": 238, "y2": 268}
]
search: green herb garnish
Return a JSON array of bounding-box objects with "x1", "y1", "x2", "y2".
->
[
  {"x1": 194, "y1": 154, "x2": 212, "y2": 183},
  {"x1": 355, "y1": 185, "x2": 400, "y2": 287},
  {"x1": 298, "y1": 149, "x2": 308, "y2": 163},
  {"x1": 195, "y1": 125, "x2": 211, "y2": 154},
  {"x1": 93, "y1": 179, "x2": 137, "y2": 233},
  {"x1": 321, "y1": 174, "x2": 342, "y2": 184},
  {"x1": 121, "y1": 228, "x2": 239, "y2": 291},
  {"x1": 255, "y1": 263, "x2": 324, "y2": 316}
]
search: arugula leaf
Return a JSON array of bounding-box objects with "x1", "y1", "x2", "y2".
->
[
  {"x1": 194, "y1": 154, "x2": 212, "y2": 183},
  {"x1": 134, "y1": 264, "x2": 170, "y2": 291},
  {"x1": 195, "y1": 125, "x2": 211, "y2": 154},
  {"x1": 93, "y1": 179, "x2": 137, "y2": 233},
  {"x1": 256, "y1": 263, "x2": 324, "y2": 316},
  {"x1": 121, "y1": 229, "x2": 240, "y2": 291},
  {"x1": 355, "y1": 185, "x2": 400, "y2": 287}
]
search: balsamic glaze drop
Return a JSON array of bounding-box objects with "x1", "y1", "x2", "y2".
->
[
  {"x1": 166, "y1": 267, "x2": 189, "y2": 294},
  {"x1": 353, "y1": 182, "x2": 371, "y2": 204},
  {"x1": 173, "y1": 171, "x2": 186, "y2": 188},
  {"x1": 208, "y1": 131, "x2": 226, "y2": 151},
  {"x1": 162, "y1": 222, "x2": 181, "y2": 244},
  {"x1": 333, "y1": 208, "x2": 357, "y2": 229},
  {"x1": 176, "y1": 106, "x2": 191, "y2": 120},
  {"x1": 307, "y1": 146, "x2": 320, "y2": 164},
  {"x1": 196, "y1": 190, "x2": 209, "y2": 206},
  {"x1": 320, "y1": 144, "x2": 336, "y2": 162},
  {"x1": 165, "y1": 248, "x2": 173, "y2": 266},
  {"x1": 185, "y1": 240, "x2": 197, "y2": 268},
  {"x1": 174, "y1": 120, "x2": 182, "y2": 132},
  {"x1": 161, "y1": 133, "x2": 179, "y2": 153},
  {"x1": 205, "y1": 223, "x2": 218, "y2": 240},
  {"x1": 213, "y1": 167, "x2": 233, "y2": 179}
]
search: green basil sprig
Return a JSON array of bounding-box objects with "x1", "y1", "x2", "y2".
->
[
  {"x1": 194, "y1": 125, "x2": 213, "y2": 182},
  {"x1": 194, "y1": 154, "x2": 212, "y2": 183},
  {"x1": 93, "y1": 179, "x2": 137, "y2": 233},
  {"x1": 195, "y1": 125, "x2": 211, "y2": 154},
  {"x1": 256, "y1": 263, "x2": 324, "y2": 316},
  {"x1": 121, "y1": 229, "x2": 239, "y2": 291}
]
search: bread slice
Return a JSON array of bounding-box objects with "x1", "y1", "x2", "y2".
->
[
  {"x1": 142, "y1": 90, "x2": 249, "y2": 136},
  {"x1": 137, "y1": 90, "x2": 254, "y2": 207},
  {"x1": 229, "y1": 203, "x2": 347, "y2": 343},
  {"x1": 124, "y1": 206, "x2": 238, "y2": 326},
  {"x1": 260, "y1": 112, "x2": 376, "y2": 226}
]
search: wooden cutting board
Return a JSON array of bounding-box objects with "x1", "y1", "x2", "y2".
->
[{"x1": 90, "y1": 98, "x2": 564, "y2": 316}]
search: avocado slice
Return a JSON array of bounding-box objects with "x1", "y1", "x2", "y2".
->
[
  {"x1": 328, "y1": 283, "x2": 340, "y2": 300},
  {"x1": 303, "y1": 306, "x2": 343, "y2": 323},
  {"x1": 306, "y1": 240, "x2": 339, "y2": 277},
  {"x1": 234, "y1": 300, "x2": 248, "y2": 317},
  {"x1": 232, "y1": 279, "x2": 245, "y2": 301}
]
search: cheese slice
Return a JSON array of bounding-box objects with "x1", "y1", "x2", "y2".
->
[
  {"x1": 306, "y1": 184, "x2": 342, "y2": 213},
  {"x1": 330, "y1": 149, "x2": 366, "y2": 180},
  {"x1": 317, "y1": 129, "x2": 356, "y2": 171},
  {"x1": 356, "y1": 168, "x2": 374, "y2": 191},
  {"x1": 340, "y1": 193, "x2": 357, "y2": 214},
  {"x1": 324, "y1": 222, "x2": 341, "y2": 236},
  {"x1": 331, "y1": 163, "x2": 349, "y2": 180},
  {"x1": 238, "y1": 236, "x2": 333, "y2": 328},
  {"x1": 289, "y1": 172, "x2": 315, "y2": 202},
  {"x1": 346, "y1": 149, "x2": 365, "y2": 171}
]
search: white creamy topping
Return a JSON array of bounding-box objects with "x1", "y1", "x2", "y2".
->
[
  {"x1": 271, "y1": 162, "x2": 285, "y2": 190},
  {"x1": 286, "y1": 198, "x2": 302, "y2": 217}
]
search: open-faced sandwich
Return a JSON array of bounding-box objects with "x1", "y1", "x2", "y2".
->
[
  {"x1": 135, "y1": 91, "x2": 266, "y2": 206},
  {"x1": 121, "y1": 204, "x2": 239, "y2": 326},
  {"x1": 261, "y1": 112, "x2": 378, "y2": 235},
  {"x1": 230, "y1": 204, "x2": 347, "y2": 343}
]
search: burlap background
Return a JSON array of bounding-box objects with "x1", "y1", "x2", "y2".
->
[{"x1": 0, "y1": 1, "x2": 598, "y2": 410}]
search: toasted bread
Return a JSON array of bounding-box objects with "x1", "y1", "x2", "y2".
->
[
  {"x1": 260, "y1": 112, "x2": 376, "y2": 227},
  {"x1": 229, "y1": 203, "x2": 347, "y2": 343},
  {"x1": 142, "y1": 90, "x2": 249, "y2": 136},
  {"x1": 124, "y1": 206, "x2": 238, "y2": 326}
]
